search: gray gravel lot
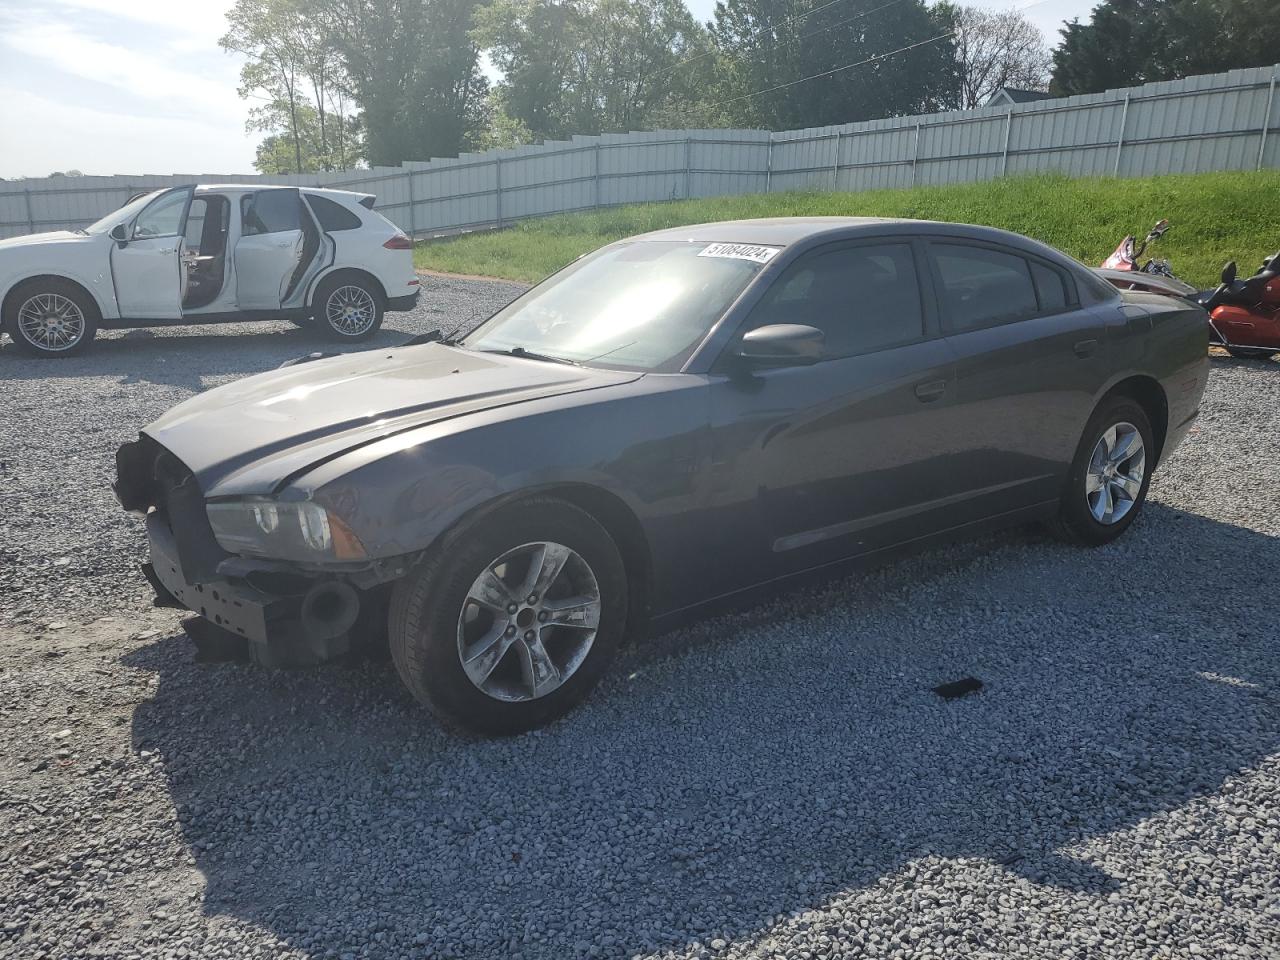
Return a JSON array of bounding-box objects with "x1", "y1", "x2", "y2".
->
[{"x1": 1, "y1": 283, "x2": 1278, "y2": 960}]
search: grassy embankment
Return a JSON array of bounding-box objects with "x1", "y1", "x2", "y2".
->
[{"x1": 414, "y1": 170, "x2": 1280, "y2": 287}]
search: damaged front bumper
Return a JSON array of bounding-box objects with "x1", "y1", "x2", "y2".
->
[{"x1": 118, "y1": 436, "x2": 391, "y2": 666}]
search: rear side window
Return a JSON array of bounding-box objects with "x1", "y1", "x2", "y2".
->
[
  {"x1": 241, "y1": 191, "x2": 300, "y2": 236},
  {"x1": 306, "y1": 194, "x2": 363, "y2": 231},
  {"x1": 749, "y1": 242, "x2": 925, "y2": 358},
  {"x1": 1030, "y1": 260, "x2": 1071, "y2": 312},
  {"x1": 931, "y1": 244, "x2": 1039, "y2": 331}
]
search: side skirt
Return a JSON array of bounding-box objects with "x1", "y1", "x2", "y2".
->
[
  {"x1": 645, "y1": 500, "x2": 1058, "y2": 637},
  {"x1": 99, "y1": 308, "x2": 308, "y2": 329}
]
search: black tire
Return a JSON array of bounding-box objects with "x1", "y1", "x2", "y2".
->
[
  {"x1": 389, "y1": 498, "x2": 627, "y2": 735},
  {"x1": 1047, "y1": 396, "x2": 1154, "y2": 546},
  {"x1": 3, "y1": 278, "x2": 99, "y2": 357},
  {"x1": 312, "y1": 274, "x2": 384, "y2": 342},
  {"x1": 1226, "y1": 347, "x2": 1276, "y2": 360}
]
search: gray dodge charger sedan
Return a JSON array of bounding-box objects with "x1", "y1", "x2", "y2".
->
[{"x1": 115, "y1": 218, "x2": 1208, "y2": 733}]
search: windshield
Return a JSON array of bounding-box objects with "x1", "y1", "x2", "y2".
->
[
  {"x1": 83, "y1": 190, "x2": 166, "y2": 235},
  {"x1": 461, "y1": 240, "x2": 775, "y2": 372}
]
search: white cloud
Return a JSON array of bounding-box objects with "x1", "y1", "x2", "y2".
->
[
  {"x1": 3, "y1": 20, "x2": 242, "y2": 119},
  {"x1": 0, "y1": 85, "x2": 256, "y2": 179},
  {"x1": 39, "y1": 0, "x2": 237, "y2": 40}
]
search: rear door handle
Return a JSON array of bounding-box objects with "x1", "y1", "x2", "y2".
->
[
  {"x1": 1074, "y1": 338, "x2": 1099, "y2": 358},
  {"x1": 914, "y1": 379, "x2": 947, "y2": 403}
]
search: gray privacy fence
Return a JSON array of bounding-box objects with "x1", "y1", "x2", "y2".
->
[{"x1": 2, "y1": 63, "x2": 1277, "y2": 242}]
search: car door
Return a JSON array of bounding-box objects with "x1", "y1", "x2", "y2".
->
[
  {"x1": 927, "y1": 240, "x2": 1110, "y2": 517},
  {"x1": 234, "y1": 189, "x2": 305, "y2": 311},
  {"x1": 110, "y1": 187, "x2": 193, "y2": 319},
  {"x1": 703, "y1": 239, "x2": 962, "y2": 594}
]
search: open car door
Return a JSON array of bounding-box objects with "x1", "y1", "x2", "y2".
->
[
  {"x1": 110, "y1": 187, "x2": 194, "y2": 319},
  {"x1": 234, "y1": 189, "x2": 306, "y2": 311}
]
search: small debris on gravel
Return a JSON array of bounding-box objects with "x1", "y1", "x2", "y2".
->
[{"x1": 0, "y1": 285, "x2": 1278, "y2": 959}]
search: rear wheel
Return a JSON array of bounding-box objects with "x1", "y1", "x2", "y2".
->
[
  {"x1": 1048, "y1": 396, "x2": 1154, "y2": 546},
  {"x1": 389, "y1": 498, "x2": 627, "y2": 735},
  {"x1": 3, "y1": 278, "x2": 99, "y2": 357},
  {"x1": 313, "y1": 274, "x2": 383, "y2": 342}
]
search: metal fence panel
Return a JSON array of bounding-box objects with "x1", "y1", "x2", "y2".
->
[{"x1": 1, "y1": 64, "x2": 1276, "y2": 241}]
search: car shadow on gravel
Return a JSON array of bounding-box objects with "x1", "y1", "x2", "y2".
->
[{"x1": 123, "y1": 504, "x2": 1280, "y2": 959}]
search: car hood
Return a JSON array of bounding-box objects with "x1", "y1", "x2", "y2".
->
[
  {"x1": 0, "y1": 230, "x2": 85, "y2": 251},
  {"x1": 143, "y1": 343, "x2": 642, "y2": 496}
]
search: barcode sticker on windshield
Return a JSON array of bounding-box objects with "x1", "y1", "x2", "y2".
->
[{"x1": 698, "y1": 243, "x2": 780, "y2": 264}]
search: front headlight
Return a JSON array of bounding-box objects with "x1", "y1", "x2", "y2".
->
[{"x1": 206, "y1": 497, "x2": 366, "y2": 562}]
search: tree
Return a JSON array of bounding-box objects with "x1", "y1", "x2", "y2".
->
[
  {"x1": 251, "y1": 103, "x2": 367, "y2": 173},
  {"x1": 475, "y1": 0, "x2": 711, "y2": 141},
  {"x1": 319, "y1": 0, "x2": 491, "y2": 164},
  {"x1": 938, "y1": 4, "x2": 1050, "y2": 109},
  {"x1": 1050, "y1": 0, "x2": 1277, "y2": 96},
  {"x1": 708, "y1": 0, "x2": 959, "y2": 130}
]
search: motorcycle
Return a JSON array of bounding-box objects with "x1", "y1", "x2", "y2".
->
[
  {"x1": 1198, "y1": 254, "x2": 1280, "y2": 360},
  {"x1": 1095, "y1": 219, "x2": 1200, "y2": 301}
]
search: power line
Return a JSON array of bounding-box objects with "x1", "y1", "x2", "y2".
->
[
  {"x1": 708, "y1": 30, "x2": 957, "y2": 108},
  {"x1": 708, "y1": 0, "x2": 1055, "y2": 109},
  {"x1": 652, "y1": 0, "x2": 911, "y2": 80}
]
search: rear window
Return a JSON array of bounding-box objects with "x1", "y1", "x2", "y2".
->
[
  {"x1": 241, "y1": 191, "x2": 300, "y2": 236},
  {"x1": 306, "y1": 194, "x2": 363, "y2": 231},
  {"x1": 1030, "y1": 260, "x2": 1070, "y2": 312}
]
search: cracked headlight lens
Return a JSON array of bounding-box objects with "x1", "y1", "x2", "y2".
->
[{"x1": 206, "y1": 498, "x2": 365, "y2": 562}]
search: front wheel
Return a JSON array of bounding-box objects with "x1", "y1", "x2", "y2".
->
[
  {"x1": 3, "y1": 279, "x2": 99, "y2": 357},
  {"x1": 389, "y1": 498, "x2": 627, "y2": 735},
  {"x1": 1048, "y1": 396, "x2": 1154, "y2": 546},
  {"x1": 313, "y1": 275, "x2": 384, "y2": 342}
]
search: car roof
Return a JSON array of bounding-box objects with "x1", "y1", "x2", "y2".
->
[
  {"x1": 192, "y1": 184, "x2": 369, "y2": 202},
  {"x1": 633, "y1": 217, "x2": 904, "y2": 246},
  {"x1": 631, "y1": 216, "x2": 1049, "y2": 250}
]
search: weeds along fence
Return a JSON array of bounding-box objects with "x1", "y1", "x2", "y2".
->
[{"x1": 2, "y1": 64, "x2": 1277, "y2": 242}]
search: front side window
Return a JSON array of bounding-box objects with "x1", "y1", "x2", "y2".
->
[
  {"x1": 931, "y1": 243, "x2": 1039, "y2": 331},
  {"x1": 241, "y1": 191, "x2": 300, "y2": 236},
  {"x1": 747, "y1": 242, "x2": 925, "y2": 359},
  {"x1": 84, "y1": 190, "x2": 164, "y2": 235},
  {"x1": 132, "y1": 190, "x2": 189, "y2": 239},
  {"x1": 462, "y1": 240, "x2": 769, "y2": 372}
]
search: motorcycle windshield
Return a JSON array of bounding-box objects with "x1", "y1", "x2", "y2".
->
[{"x1": 1102, "y1": 236, "x2": 1136, "y2": 270}]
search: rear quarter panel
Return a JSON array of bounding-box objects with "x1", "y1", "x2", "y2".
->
[{"x1": 1106, "y1": 292, "x2": 1209, "y2": 463}]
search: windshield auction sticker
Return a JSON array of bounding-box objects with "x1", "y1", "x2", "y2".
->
[{"x1": 698, "y1": 243, "x2": 780, "y2": 264}]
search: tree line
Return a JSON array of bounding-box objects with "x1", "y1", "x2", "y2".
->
[{"x1": 221, "y1": 0, "x2": 1280, "y2": 174}]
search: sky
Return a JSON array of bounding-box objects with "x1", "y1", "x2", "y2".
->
[{"x1": 0, "y1": 0, "x2": 1095, "y2": 180}]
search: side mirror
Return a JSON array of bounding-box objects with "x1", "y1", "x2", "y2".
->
[
  {"x1": 109, "y1": 223, "x2": 129, "y2": 243},
  {"x1": 1221, "y1": 261, "x2": 1237, "y2": 285},
  {"x1": 737, "y1": 324, "x2": 824, "y2": 367},
  {"x1": 1148, "y1": 218, "x2": 1170, "y2": 240}
]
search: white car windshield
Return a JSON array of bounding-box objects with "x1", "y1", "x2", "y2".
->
[
  {"x1": 461, "y1": 240, "x2": 774, "y2": 372},
  {"x1": 83, "y1": 190, "x2": 166, "y2": 235}
]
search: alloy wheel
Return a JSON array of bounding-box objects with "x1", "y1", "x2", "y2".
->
[
  {"x1": 456, "y1": 541, "x2": 601, "y2": 702},
  {"x1": 17, "y1": 293, "x2": 85, "y2": 352},
  {"x1": 1085, "y1": 421, "x2": 1146, "y2": 525},
  {"x1": 325, "y1": 285, "x2": 377, "y2": 336}
]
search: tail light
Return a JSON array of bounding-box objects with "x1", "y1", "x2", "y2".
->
[{"x1": 383, "y1": 234, "x2": 413, "y2": 250}]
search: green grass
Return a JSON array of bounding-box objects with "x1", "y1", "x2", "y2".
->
[{"x1": 414, "y1": 170, "x2": 1280, "y2": 287}]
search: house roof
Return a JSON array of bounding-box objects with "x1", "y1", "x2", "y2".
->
[{"x1": 987, "y1": 87, "x2": 1054, "y2": 106}]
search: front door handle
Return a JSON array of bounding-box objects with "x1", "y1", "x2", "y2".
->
[
  {"x1": 1074, "y1": 338, "x2": 1099, "y2": 358},
  {"x1": 914, "y1": 379, "x2": 947, "y2": 403}
]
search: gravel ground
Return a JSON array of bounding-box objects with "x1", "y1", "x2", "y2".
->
[{"x1": 1, "y1": 287, "x2": 1279, "y2": 959}]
